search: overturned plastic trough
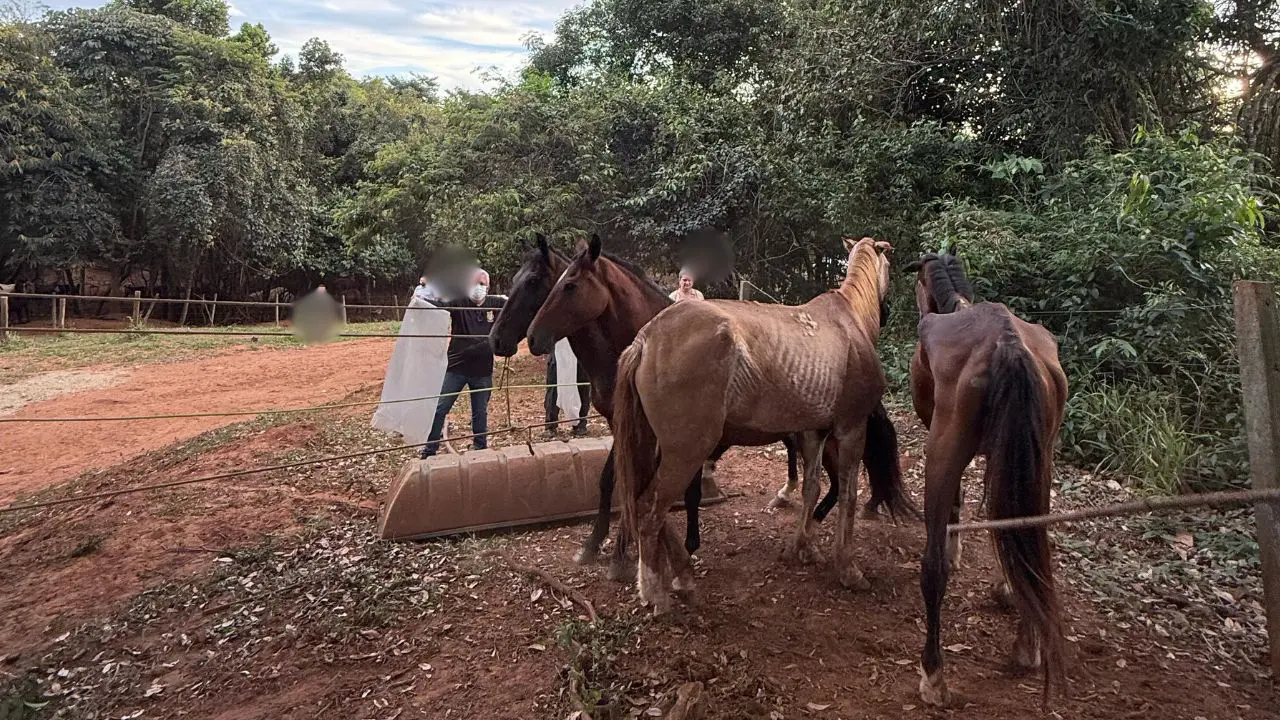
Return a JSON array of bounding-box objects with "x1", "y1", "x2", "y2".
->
[{"x1": 378, "y1": 436, "x2": 725, "y2": 541}]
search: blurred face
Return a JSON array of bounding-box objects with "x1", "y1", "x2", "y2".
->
[{"x1": 679, "y1": 274, "x2": 693, "y2": 290}]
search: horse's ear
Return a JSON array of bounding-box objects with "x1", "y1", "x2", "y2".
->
[
  {"x1": 588, "y1": 233, "x2": 602, "y2": 261},
  {"x1": 946, "y1": 243, "x2": 958, "y2": 256},
  {"x1": 902, "y1": 258, "x2": 924, "y2": 273},
  {"x1": 535, "y1": 233, "x2": 550, "y2": 262},
  {"x1": 841, "y1": 236, "x2": 856, "y2": 251}
]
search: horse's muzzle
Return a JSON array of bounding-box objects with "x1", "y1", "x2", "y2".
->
[
  {"x1": 490, "y1": 336, "x2": 518, "y2": 358},
  {"x1": 527, "y1": 331, "x2": 554, "y2": 357}
]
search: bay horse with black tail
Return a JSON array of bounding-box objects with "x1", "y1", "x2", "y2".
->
[
  {"x1": 609, "y1": 237, "x2": 898, "y2": 612},
  {"x1": 905, "y1": 248, "x2": 1068, "y2": 706}
]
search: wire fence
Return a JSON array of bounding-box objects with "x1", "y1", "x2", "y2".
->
[
  {"x1": 0, "y1": 290, "x2": 493, "y2": 312},
  {"x1": 3, "y1": 326, "x2": 484, "y2": 339}
]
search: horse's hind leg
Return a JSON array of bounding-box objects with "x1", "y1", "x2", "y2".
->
[
  {"x1": 919, "y1": 423, "x2": 980, "y2": 707},
  {"x1": 637, "y1": 450, "x2": 714, "y2": 614},
  {"x1": 782, "y1": 431, "x2": 826, "y2": 565},
  {"x1": 832, "y1": 423, "x2": 869, "y2": 589}
]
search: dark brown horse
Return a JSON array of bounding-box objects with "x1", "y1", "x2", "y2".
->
[
  {"x1": 523, "y1": 235, "x2": 913, "y2": 579},
  {"x1": 905, "y1": 248, "x2": 1068, "y2": 706},
  {"x1": 589, "y1": 237, "x2": 902, "y2": 610}
]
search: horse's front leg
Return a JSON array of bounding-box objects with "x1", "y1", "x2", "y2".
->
[
  {"x1": 832, "y1": 422, "x2": 869, "y2": 590},
  {"x1": 576, "y1": 448, "x2": 617, "y2": 565},
  {"x1": 683, "y1": 468, "x2": 703, "y2": 555},
  {"x1": 781, "y1": 431, "x2": 826, "y2": 565}
]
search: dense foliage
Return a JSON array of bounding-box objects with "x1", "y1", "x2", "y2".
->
[{"x1": 7, "y1": 0, "x2": 1280, "y2": 490}]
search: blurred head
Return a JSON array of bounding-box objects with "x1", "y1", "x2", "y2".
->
[
  {"x1": 678, "y1": 270, "x2": 693, "y2": 291},
  {"x1": 419, "y1": 276, "x2": 427, "y2": 286}
]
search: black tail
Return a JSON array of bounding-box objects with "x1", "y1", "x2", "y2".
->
[
  {"x1": 983, "y1": 339, "x2": 1066, "y2": 701},
  {"x1": 862, "y1": 400, "x2": 917, "y2": 521}
]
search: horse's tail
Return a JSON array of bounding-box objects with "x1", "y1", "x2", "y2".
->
[
  {"x1": 861, "y1": 400, "x2": 918, "y2": 521},
  {"x1": 983, "y1": 338, "x2": 1066, "y2": 700},
  {"x1": 613, "y1": 339, "x2": 659, "y2": 546}
]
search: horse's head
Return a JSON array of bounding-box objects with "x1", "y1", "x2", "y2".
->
[
  {"x1": 842, "y1": 236, "x2": 893, "y2": 302},
  {"x1": 903, "y1": 245, "x2": 973, "y2": 317},
  {"x1": 527, "y1": 233, "x2": 610, "y2": 357},
  {"x1": 488, "y1": 233, "x2": 568, "y2": 357}
]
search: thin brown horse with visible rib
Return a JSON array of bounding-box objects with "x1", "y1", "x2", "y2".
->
[
  {"x1": 905, "y1": 248, "x2": 1068, "y2": 707},
  {"x1": 610, "y1": 237, "x2": 896, "y2": 612},
  {"x1": 525, "y1": 234, "x2": 913, "y2": 582}
]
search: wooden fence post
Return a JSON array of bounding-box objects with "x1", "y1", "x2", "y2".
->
[
  {"x1": 1, "y1": 295, "x2": 8, "y2": 343},
  {"x1": 274, "y1": 302, "x2": 280, "y2": 327},
  {"x1": 1232, "y1": 280, "x2": 1280, "y2": 678},
  {"x1": 50, "y1": 297, "x2": 57, "y2": 328},
  {"x1": 57, "y1": 297, "x2": 67, "y2": 329},
  {"x1": 341, "y1": 295, "x2": 348, "y2": 325},
  {"x1": 739, "y1": 279, "x2": 750, "y2": 301},
  {"x1": 178, "y1": 288, "x2": 192, "y2": 327},
  {"x1": 131, "y1": 290, "x2": 141, "y2": 326},
  {"x1": 208, "y1": 293, "x2": 218, "y2": 327}
]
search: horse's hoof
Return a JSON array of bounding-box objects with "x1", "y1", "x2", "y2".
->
[
  {"x1": 1011, "y1": 643, "x2": 1042, "y2": 671},
  {"x1": 838, "y1": 566, "x2": 871, "y2": 591},
  {"x1": 992, "y1": 581, "x2": 1015, "y2": 611},
  {"x1": 859, "y1": 505, "x2": 882, "y2": 521},
  {"x1": 672, "y1": 575, "x2": 696, "y2": 604},
  {"x1": 768, "y1": 495, "x2": 793, "y2": 510},
  {"x1": 782, "y1": 537, "x2": 823, "y2": 566},
  {"x1": 608, "y1": 558, "x2": 638, "y2": 583},
  {"x1": 918, "y1": 667, "x2": 951, "y2": 707},
  {"x1": 573, "y1": 545, "x2": 600, "y2": 566}
]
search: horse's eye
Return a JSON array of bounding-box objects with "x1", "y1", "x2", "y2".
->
[{"x1": 564, "y1": 283, "x2": 577, "y2": 295}]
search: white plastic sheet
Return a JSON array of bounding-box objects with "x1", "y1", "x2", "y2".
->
[
  {"x1": 554, "y1": 338, "x2": 582, "y2": 421},
  {"x1": 371, "y1": 297, "x2": 451, "y2": 445}
]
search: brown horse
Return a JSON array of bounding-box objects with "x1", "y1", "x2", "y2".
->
[
  {"x1": 905, "y1": 248, "x2": 1068, "y2": 706},
  {"x1": 610, "y1": 237, "x2": 895, "y2": 612}
]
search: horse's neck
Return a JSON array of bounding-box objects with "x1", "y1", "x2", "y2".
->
[
  {"x1": 597, "y1": 262, "x2": 669, "y2": 356},
  {"x1": 566, "y1": 326, "x2": 618, "y2": 415}
]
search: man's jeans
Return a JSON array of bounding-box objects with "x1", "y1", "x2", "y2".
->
[{"x1": 421, "y1": 372, "x2": 493, "y2": 458}]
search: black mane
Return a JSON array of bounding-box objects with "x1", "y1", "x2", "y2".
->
[{"x1": 921, "y1": 253, "x2": 975, "y2": 313}]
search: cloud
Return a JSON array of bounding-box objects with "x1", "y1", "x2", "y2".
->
[{"x1": 44, "y1": 0, "x2": 578, "y2": 90}]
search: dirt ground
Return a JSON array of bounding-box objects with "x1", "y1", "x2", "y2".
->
[
  {"x1": 0, "y1": 340, "x2": 1275, "y2": 719},
  {"x1": 0, "y1": 338, "x2": 393, "y2": 503}
]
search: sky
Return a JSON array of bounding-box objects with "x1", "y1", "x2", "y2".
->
[{"x1": 42, "y1": 0, "x2": 581, "y2": 90}]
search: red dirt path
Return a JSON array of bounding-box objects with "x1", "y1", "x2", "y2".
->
[{"x1": 0, "y1": 339, "x2": 393, "y2": 504}]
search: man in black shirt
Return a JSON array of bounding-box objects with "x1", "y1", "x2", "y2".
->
[{"x1": 420, "y1": 269, "x2": 506, "y2": 458}]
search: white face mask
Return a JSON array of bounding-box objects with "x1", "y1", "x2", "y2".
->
[{"x1": 470, "y1": 284, "x2": 488, "y2": 303}]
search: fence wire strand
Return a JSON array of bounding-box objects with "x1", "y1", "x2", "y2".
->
[{"x1": 0, "y1": 382, "x2": 590, "y2": 424}]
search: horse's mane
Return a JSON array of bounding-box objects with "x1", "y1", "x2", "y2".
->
[
  {"x1": 597, "y1": 250, "x2": 672, "y2": 306},
  {"x1": 921, "y1": 253, "x2": 975, "y2": 314},
  {"x1": 838, "y1": 240, "x2": 886, "y2": 322}
]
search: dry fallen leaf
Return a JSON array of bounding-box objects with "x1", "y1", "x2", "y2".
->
[
  {"x1": 529, "y1": 644, "x2": 547, "y2": 652},
  {"x1": 806, "y1": 702, "x2": 831, "y2": 711}
]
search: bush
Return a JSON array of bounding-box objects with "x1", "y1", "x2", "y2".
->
[{"x1": 922, "y1": 127, "x2": 1280, "y2": 492}]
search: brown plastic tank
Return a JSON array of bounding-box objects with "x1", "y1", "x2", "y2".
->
[{"x1": 377, "y1": 436, "x2": 724, "y2": 541}]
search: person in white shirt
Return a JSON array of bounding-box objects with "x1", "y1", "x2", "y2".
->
[{"x1": 669, "y1": 269, "x2": 704, "y2": 302}]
